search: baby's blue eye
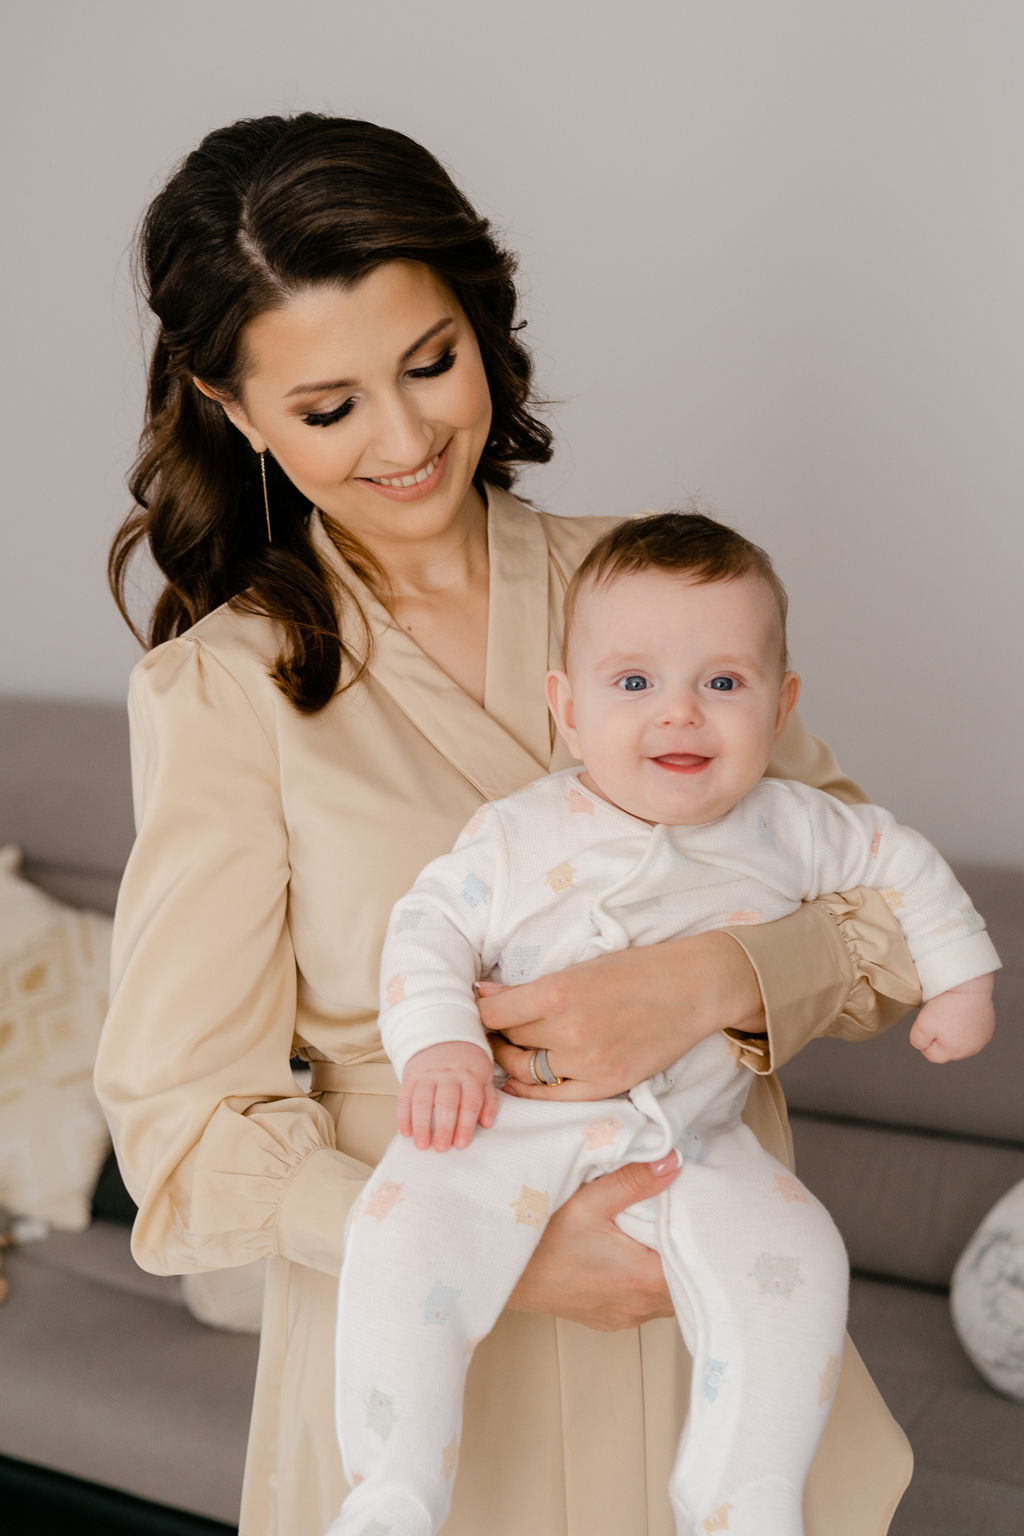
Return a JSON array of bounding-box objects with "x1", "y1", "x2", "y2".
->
[
  {"x1": 707, "y1": 676, "x2": 737, "y2": 691},
  {"x1": 620, "y1": 674, "x2": 649, "y2": 692}
]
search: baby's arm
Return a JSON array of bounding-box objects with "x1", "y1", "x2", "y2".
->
[
  {"x1": 380, "y1": 805, "x2": 508, "y2": 1149},
  {"x1": 785, "y1": 784, "x2": 1000, "y2": 1063}
]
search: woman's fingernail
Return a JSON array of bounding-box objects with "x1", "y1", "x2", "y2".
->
[{"x1": 652, "y1": 1151, "x2": 681, "y2": 1177}]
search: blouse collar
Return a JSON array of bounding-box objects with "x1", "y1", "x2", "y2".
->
[{"x1": 309, "y1": 483, "x2": 558, "y2": 802}]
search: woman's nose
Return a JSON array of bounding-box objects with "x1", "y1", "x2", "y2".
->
[{"x1": 367, "y1": 391, "x2": 435, "y2": 473}]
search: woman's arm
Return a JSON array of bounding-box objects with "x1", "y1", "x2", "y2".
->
[{"x1": 94, "y1": 637, "x2": 370, "y2": 1279}]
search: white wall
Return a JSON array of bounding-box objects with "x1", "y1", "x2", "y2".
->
[{"x1": 3, "y1": 0, "x2": 1021, "y2": 863}]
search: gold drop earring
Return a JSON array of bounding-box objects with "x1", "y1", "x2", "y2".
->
[{"x1": 259, "y1": 451, "x2": 272, "y2": 543}]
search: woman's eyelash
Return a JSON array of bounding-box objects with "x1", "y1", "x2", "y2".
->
[
  {"x1": 407, "y1": 348, "x2": 457, "y2": 380},
  {"x1": 301, "y1": 350, "x2": 457, "y2": 427},
  {"x1": 302, "y1": 399, "x2": 356, "y2": 428}
]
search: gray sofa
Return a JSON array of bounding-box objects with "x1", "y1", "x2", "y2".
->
[{"x1": 1, "y1": 694, "x2": 1021, "y2": 1533}]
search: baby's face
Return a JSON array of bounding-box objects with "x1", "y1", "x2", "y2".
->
[{"x1": 548, "y1": 569, "x2": 799, "y2": 826}]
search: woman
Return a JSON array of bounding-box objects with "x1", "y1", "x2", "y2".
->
[{"x1": 96, "y1": 113, "x2": 917, "y2": 1535}]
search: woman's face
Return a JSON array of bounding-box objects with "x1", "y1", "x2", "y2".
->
[{"x1": 207, "y1": 260, "x2": 493, "y2": 550}]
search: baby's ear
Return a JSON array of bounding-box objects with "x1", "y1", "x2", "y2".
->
[
  {"x1": 774, "y1": 671, "x2": 801, "y2": 738},
  {"x1": 546, "y1": 670, "x2": 580, "y2": 755}
]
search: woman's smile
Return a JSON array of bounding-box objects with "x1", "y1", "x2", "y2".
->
[{"x1": 359, "y1": 441, "x2": 450, "y2": 500}]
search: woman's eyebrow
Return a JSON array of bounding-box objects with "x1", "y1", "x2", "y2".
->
[{"x1": 284, "y1": 317, "x2": 455, "y2": 399}]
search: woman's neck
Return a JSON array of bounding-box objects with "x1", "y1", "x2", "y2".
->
[{"x1": 372, "y1": 485, "x2": 489, "y2": 602}]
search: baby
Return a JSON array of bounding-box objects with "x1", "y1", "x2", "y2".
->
[{"x1": 330, "y1": 512, "x2": 997, "y2": 1536}]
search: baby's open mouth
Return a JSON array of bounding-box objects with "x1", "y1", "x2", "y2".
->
[{"x1": 651, "y1": 755, "x2": 711, "y2": 774}]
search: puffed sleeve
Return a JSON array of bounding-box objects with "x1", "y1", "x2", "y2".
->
[
  {"x1": 94, "y1": 637, "x2": 372, "y2": 1279},
  {"x1": 721, "y1": 710, "x2": 923, "y2": 1075}
]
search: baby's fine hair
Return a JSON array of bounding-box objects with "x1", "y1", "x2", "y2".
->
[{"x1": 562, "y1": 511, "x2": 790, "y2": 667}]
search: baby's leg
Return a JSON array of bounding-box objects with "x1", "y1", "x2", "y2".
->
[
  {"x1": 617, "y1": 1124, "x2": 849, "y2": 1536},
  {"x1": 329, "y1": 1091, "x2": 631, "y2": 1536}
]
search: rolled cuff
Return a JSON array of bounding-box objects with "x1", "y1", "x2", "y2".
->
[
  {"x1": 274, "y1": 1145, "x2": 373, "y2": 1278},
  {"x1": 723, "y1": 889, "x2": 923, "y2": 1075},
  {"x1": 386, "y1": 1004, "x2": 492, "y2": 1080},
  {"x1": 916, "y1": 931, "x2": 1001, "y2": 1000}
]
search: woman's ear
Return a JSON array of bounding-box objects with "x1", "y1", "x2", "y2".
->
[
  {"x1": 193, "y1": 378, "x2": 267, "y2": 454},
  {"x1": 546, "y1": 670, "x2": 581, "y2": 759},
  {"x1": 774, "y1": 671, "x2": 802, "y2": 738}
]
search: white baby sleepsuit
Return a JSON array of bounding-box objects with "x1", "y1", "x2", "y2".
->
[{"x1": 331, "y1": 770, "x2": 998, "y2": 1536}]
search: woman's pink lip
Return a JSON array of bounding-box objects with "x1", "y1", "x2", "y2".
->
[
  {"x1": 357, "y1": 442, "x2": 449, "y2": 502},
  {"x1": 652, "y1": 755, "x2": 711, "y2": 774}
]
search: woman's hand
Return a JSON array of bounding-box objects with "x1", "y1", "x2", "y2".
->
[
  {"x1": 481, "y1": 930, "x2": 765, "y2": 1101},
  {"x1": 507, "y1": 1153, "x2": 682, "y2": 1330}
]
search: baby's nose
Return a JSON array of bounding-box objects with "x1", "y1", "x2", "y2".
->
[{"x1": 658, "y1": 689, "x2": 703, "y2": 727}]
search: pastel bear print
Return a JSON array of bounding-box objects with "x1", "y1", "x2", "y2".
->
[
  {"x1": 584, "y1": 1116, "x2": 624, "y2": 1151},
  {"x1": 751, "y1": 1252, "x2": 804, "y2": 1298},
  {"x1": 460, "y1": 873, "x2": 492, "y2": 909},
  {"x1": 502, "y1": 945, "x2": 542, "y2": 984},
  {"x1": 422, "y1": 1281, "x2": 461, "y2": 1326},
  {"x1": 773, "y1": 1174, "x2": 809, "y2": 1204},
  {"x1": 881, "y1": 888, "x2": 905, "y2": 912},
  {"x1": 385, "y1": 973, "x2": 406, "y2": 1006},
  {"x1": 703, "y1": 1358, "x2": 728, "y2": 1404},
  {"x1": 870, "y1": 830, "x2": 882, "y2": 859},
  {"x1": 545, "y1": 861, "x2": 575, "y2": 894},
  {"x1": 364, "y1": 1388, "x2": 398, "y2": 1441},
  {"x1": 511, "y1": 1186, "x2": 550, "y2": 1228},
  {"x1": 359, "y1": 1523, "x2": 392, "y2": 1536},
  {"x1": 704, "y1": 1504, "x2": 733, "y2": 1532},
  {"x1": 819, "y1": 1354, "x2": 841, "y2": 1406},
  {"x1": 567, "y1": 786, "x2": 594, "y2": 815},
  {"x1": 681, "y1": 1130, "x2": 707, "y2": 1164},
  {"x1": 726, "y1": 910, "x2": 763, "y2": 926},
  {"x1": 393, "y1": 907, "x2": 426, "y2": 934},
  {"x1": 441, "y1": 1438, "x2": 459, "y2": 1480},
  {"x1": 363, "y1": 1181, "x2": 405, "y2": 1220},
  {"x1": 757, "y1": 814, "x2": 775, "y2": 849}
]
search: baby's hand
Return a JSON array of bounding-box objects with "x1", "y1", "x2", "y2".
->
[
  {"x1": 397, "y1": 1042, "x2": 499, "y2": 1151},
  {"x1": 909, "y1": 973, "x2": 996, "y2": 1063}
]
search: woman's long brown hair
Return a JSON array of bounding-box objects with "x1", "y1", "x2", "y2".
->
[{"x1": 111, "y1": 114, "x2": 553, "y2": 712}]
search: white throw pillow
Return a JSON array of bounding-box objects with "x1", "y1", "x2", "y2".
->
[
  {"x1": 0, "y1": 846, "x2": 114, "y2": 1230},
  {"x1": 181, "y1": 1260, "x2": 267, "y2": 1333},
  {"x1": 950, "y1": 1178, "x2": 1024, "y2": 1403}
]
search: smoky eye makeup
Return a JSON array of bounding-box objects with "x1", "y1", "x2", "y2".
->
[
  {"x1": 406, "y1": 348, "x2": 457, "y2": 381},
  {"x1": 299, "y1": 345, "x2": 459, "y2": 427},
  {"x1": 301, "y1": 397, "x2": 357, "y2": 428}
]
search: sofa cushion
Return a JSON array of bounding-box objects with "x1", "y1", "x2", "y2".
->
[
  {"x1": 0, "y1": 847, "x2": 113, "y2": 1230},
  {"x1": 0, "y1": 1237, "x2": 258, "y2": 1524},
  {"x1": 849, "y1": 1275, "x2": 1024, "y2": 1536},
  {"x1": 15, "y1": 1218, "x2": 184, "y2": 1308},
  {"x1": 790, "y1": 1113, "x2": 1024, "y2": 1287},
  {"x1": 0, "y1": 698, "x2": 133, "y2": 917}
]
